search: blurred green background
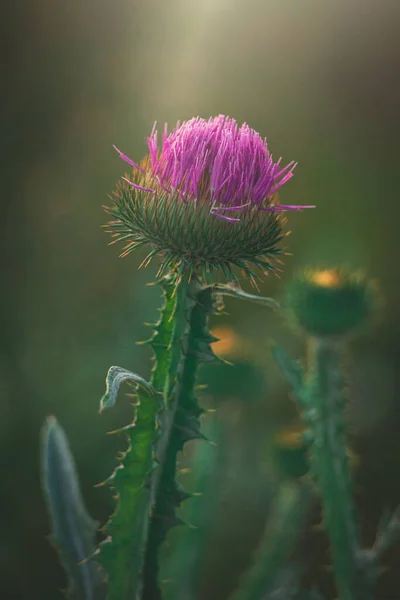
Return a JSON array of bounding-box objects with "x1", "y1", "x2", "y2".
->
[{"x1": 3, "y1": 0, "x2": 400, "y2": 598}]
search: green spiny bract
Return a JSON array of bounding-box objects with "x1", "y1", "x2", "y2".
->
[
  {"x1": 106, "y1": 179, "x2": 286, "y2": 283},
  {"x1": 284, "y1": 267, "x2": 378, "y2": 338}
]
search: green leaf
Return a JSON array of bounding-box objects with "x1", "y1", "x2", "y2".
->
[
  {"x1": 98, "y1": 383, "x2": 159, "y2": 600},
  {"x1": 99, "y1": 366, "x2": 155, "y2": 412},
  {"x1": 41, "y1": 417, "x2": 105, "y2": 600},
  {"x1": 97, "y1": 278, "x2": 176, "y2": 600}
]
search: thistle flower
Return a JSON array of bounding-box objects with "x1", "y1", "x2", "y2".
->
[
  {"x1": 106, "y1": 115, "x2": 313, "y2": 282},
  {"x1": 285, "y1": 267, "x2": 378, "y2": 337}
]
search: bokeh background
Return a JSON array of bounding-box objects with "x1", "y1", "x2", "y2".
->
[{"x1": 3, "y1": 0, "x2": 400, "y2": 598}]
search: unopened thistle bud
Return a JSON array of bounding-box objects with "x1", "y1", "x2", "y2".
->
[
  {"x1": 105, "y1": 115, "x2": 314, "y2": 282},
  {"x1": 285, "y1": 268, "x2": 378, "y2": 337}
]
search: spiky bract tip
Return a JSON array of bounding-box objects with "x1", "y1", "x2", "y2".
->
[{"x1": 285, "y1": 267, "x2": 379, "y2": 338}]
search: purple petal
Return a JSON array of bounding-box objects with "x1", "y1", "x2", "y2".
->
[
  {"x1": 213, "y1": 202, "x2": 251, "y2": 212},
  {"x1": 122, "y1": 177, "x2": 155, "y2": 194},
  {"x1": 177, "y1": 189, "x2": 188, "y2": 203},
  {"x1": 156, "y1": 177, "x2": 171, "y2": 193},
  {"x1": 259, "y1": 206, "x2": 288, "y2": 213},
  {"x1": 212, "y1": 211, "x2": 240, "y2": 223},
  {"x1": 113, "y1": 145, "x2": 145, "y2": 173},
  {"x1": 274, "y1": 203, "x2": 316, "y2": 211}
]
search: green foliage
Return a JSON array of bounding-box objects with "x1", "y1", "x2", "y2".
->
[
  {"x1": 95, "y1": 275, "x2": 219, "y2": 600},
  {"x1": 41, "y1": 417, "x2": 105, "y2": 600},
  {"x1": 41, "y1": 260, "x2": 397, "y2": 600},
  {"x1": 96, "y1": 278, "x2": 180, "y2": 600}
]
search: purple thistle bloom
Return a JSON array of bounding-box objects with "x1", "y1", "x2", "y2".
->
[
  {"x1": 114, "y1": 115, "x2": 314, "y2": 220},
  {"x1": 107, "y1": 115, "x2": 314, "y2": 282}
]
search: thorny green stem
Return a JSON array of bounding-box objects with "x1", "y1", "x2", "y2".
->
[
  {"x1": 142, "y1": 277, "x2": 216, "y2": 600},
  {"x1": 306, "y1": 338, "x2": 372, "y2": 600}
]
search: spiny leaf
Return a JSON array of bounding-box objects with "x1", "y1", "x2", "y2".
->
[
  {"x1": 99, "y1": 366, "x2": 155, "y2": 412},
  {"x1": 97, "y1": 278, "x2": 178, "y2": 600},
  {"x1": 212, "y1": 283, "x2": 281, "y2": 310},
  {"x1": 41, "y1": 417, "x2": 105, "y2": 600},
  {"x1": 98, "y1": 384, "x2": 159, "y2": 600}
]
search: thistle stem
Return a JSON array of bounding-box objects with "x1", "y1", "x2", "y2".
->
[
  {"x1": 306, "y1": 338, "x2": 370, "y2": 600},
  {"x1": 142, "y1": 278, "x2": 215, "y2": 600}
]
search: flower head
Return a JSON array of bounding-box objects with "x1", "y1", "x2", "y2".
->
[
  {"x1": 106, "y1": 115, "x2": 313, "y2": 281},
  {"x1": 285, "y1": 267, "x2": 379, "y2": 338}
]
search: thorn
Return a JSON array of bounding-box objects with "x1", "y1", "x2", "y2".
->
[
  {"x1": 93, "y1": 480, "x2": 107, "y2": 488},
  {"x1": 161, "y1": 579, "x2": 173, "y2": 584},
  {"x1": 106, "y1": 428, "x2": 123, "y2": 436},
  {"x1": 179, "y1": 467, "x2": 191, "y2": 474}
]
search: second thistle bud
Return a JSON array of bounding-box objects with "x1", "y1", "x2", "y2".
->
[{"x1": 285, "y1": 268, "x2": 378, "y2": 338}]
